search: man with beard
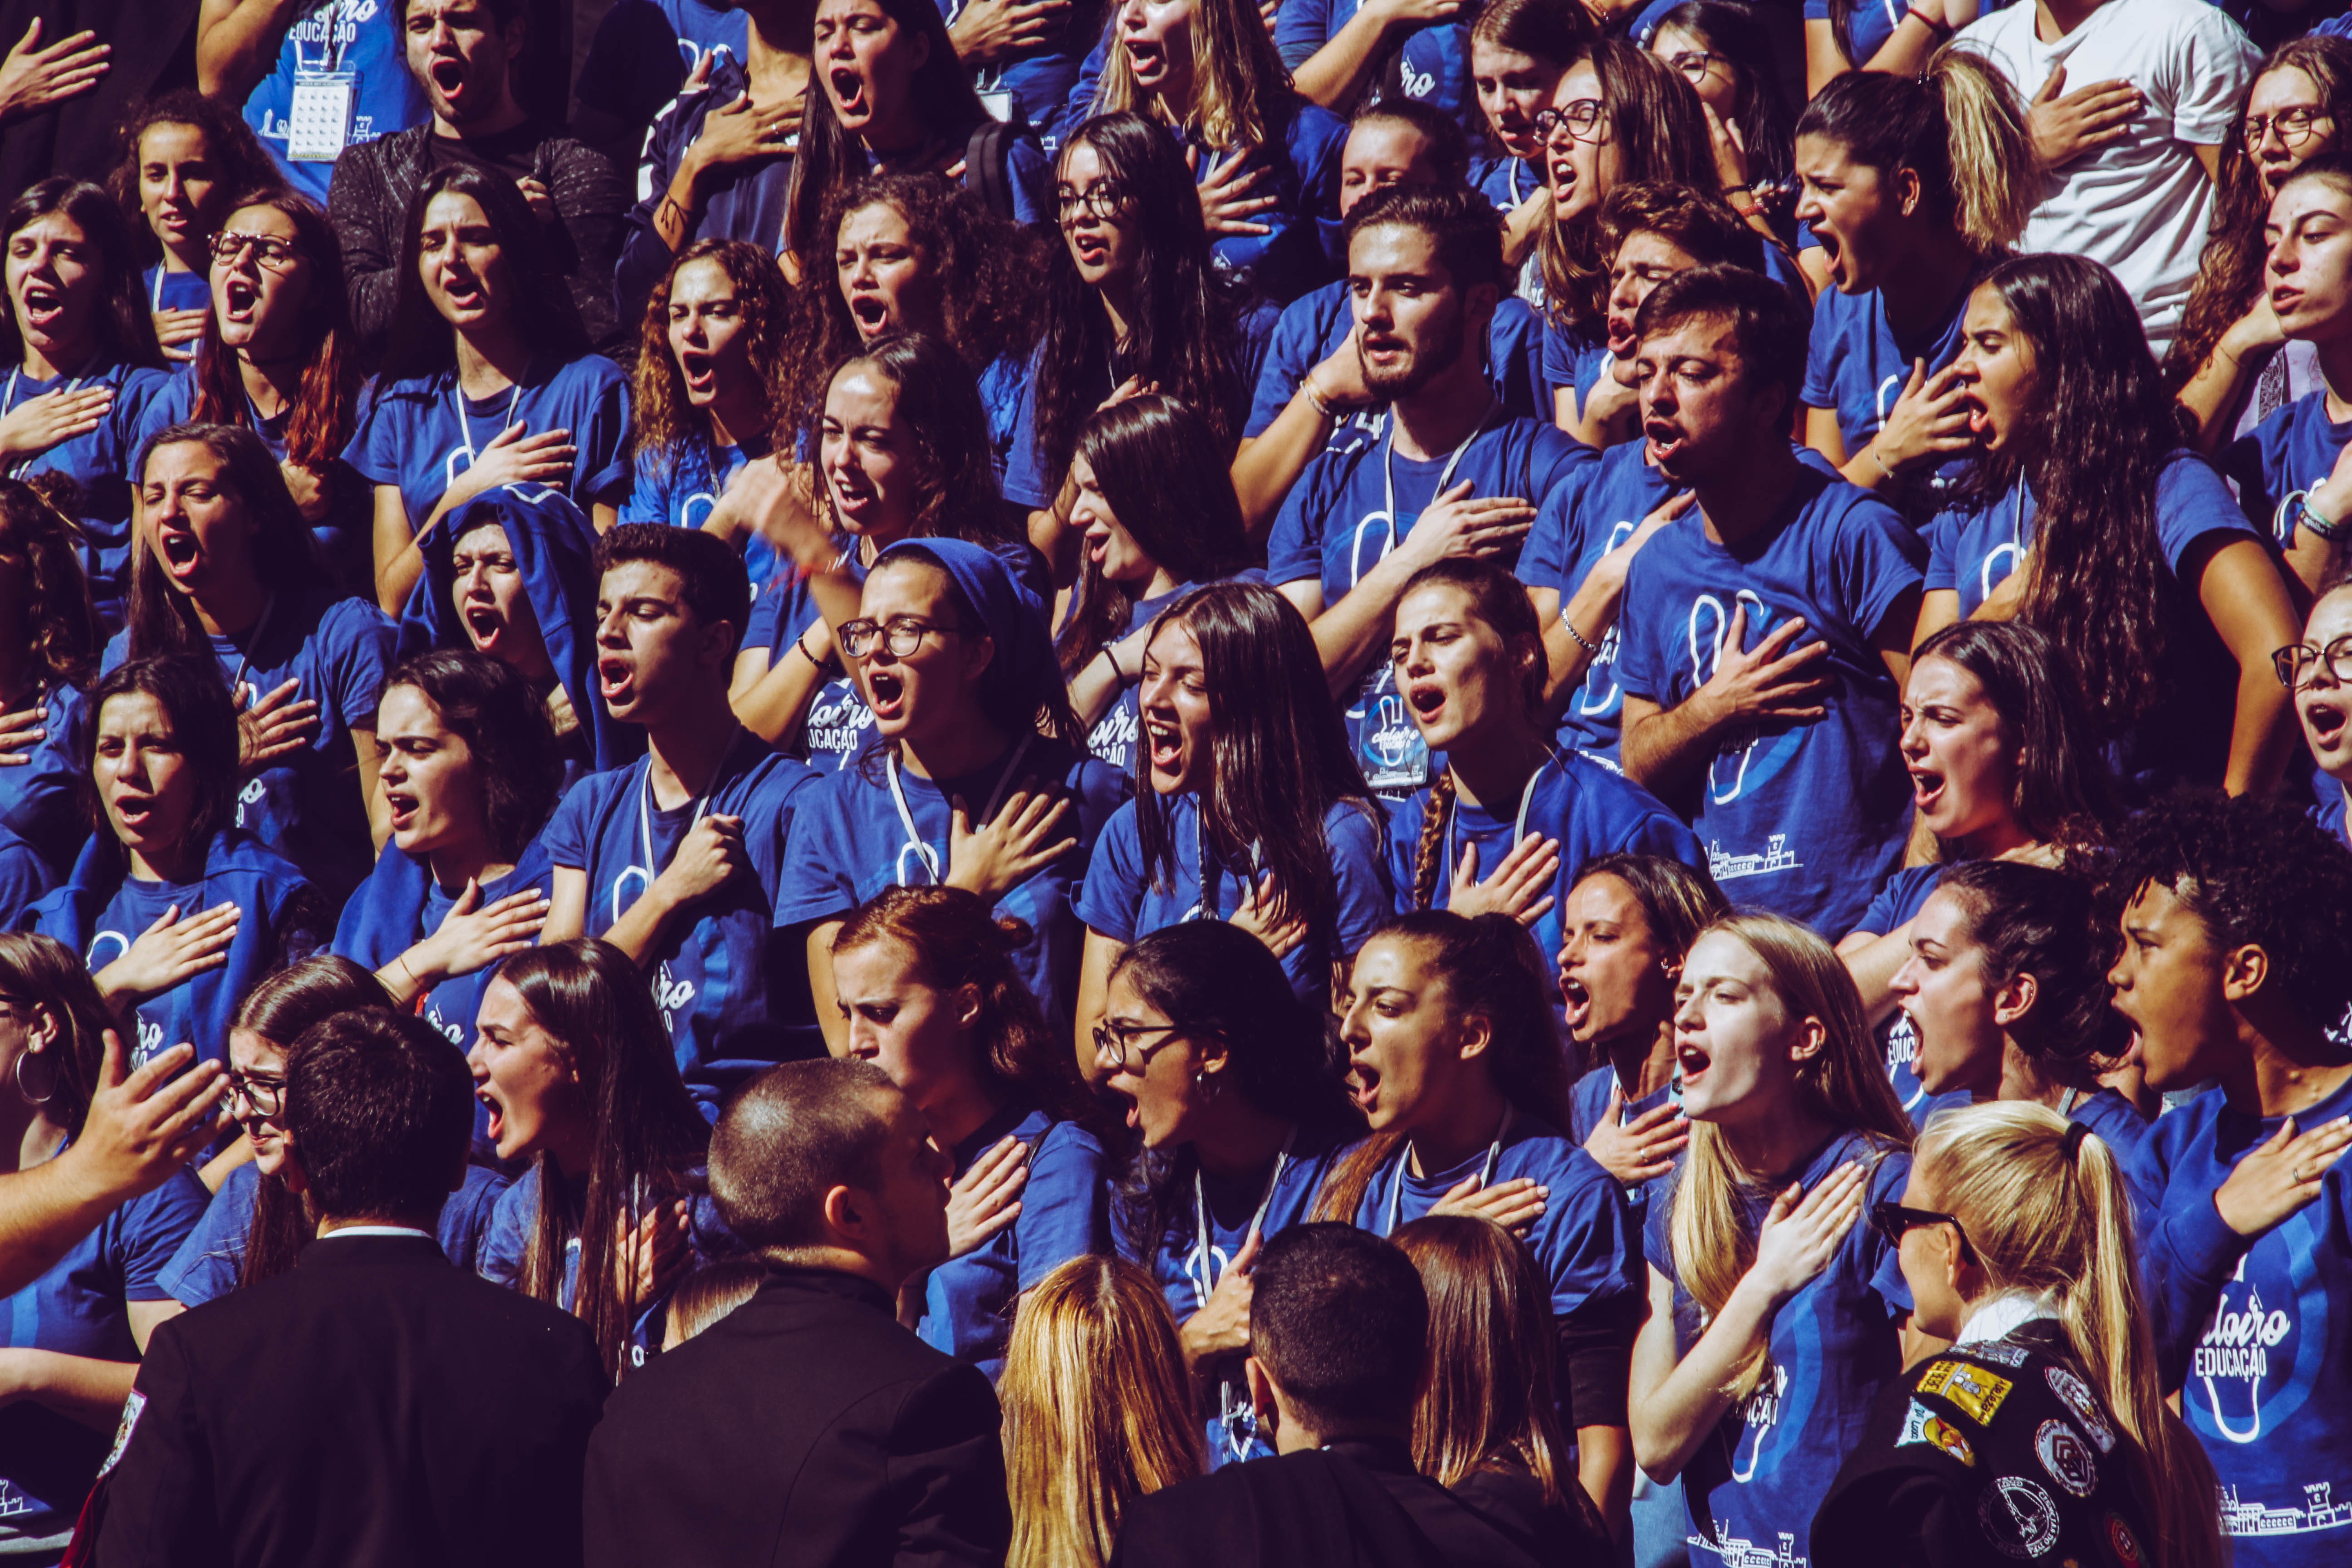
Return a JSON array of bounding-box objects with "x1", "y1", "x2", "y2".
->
[
  {"x1": 1612, "y1": 265, "x2": 1924, "y2": 936},
  {"x1": 326, "y1": 0, "x2": 627, "y2": 361},
  {"x1": 1269, "y1": 182, "x2": 1587, "y2": 795}
]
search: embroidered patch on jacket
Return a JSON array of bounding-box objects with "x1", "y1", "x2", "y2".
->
[
  {"x1": 1979, "y1": 1476, "x2": 2063, "y2": 1561},
  {"x1": 2035, "y1": 1419, "x2": 2098, "y2": 1498},
  {"x1": 1918, "y1": 1358, "x2": 2015, "y2": 1425},
  {"x1": 2043, "y1": 1366, "x2": 2117, "y2": 1454},
  {"x1": 1898, "y1": 1399, "x2": 1978, "y2": 1467}
]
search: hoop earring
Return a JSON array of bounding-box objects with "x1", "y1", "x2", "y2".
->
[
  {"x1": 1193, "y1": 1068, "x2": 1223, "y2": 1104},
  {"x1": 13, "y1": 1048, "x2": 52, "y2": 1107}
]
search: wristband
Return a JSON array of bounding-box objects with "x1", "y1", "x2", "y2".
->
[
  {"x1": 1107, "y1": 648, "x2": 1136, "y2": 689},
  {"x1": 1303, "y1": 376, "x2": 1339, "y2": 420},
  {"x1": 1560, "y1": 608, "x2": 1602, "y2": 657},
  {"x1": 2290, "y1": 490, "x2": 2348, "y2": 542},
  {"x1": 794, "y1": 626, "x2": 828, "y2": 669},
  {"x1": 1908, "y1": 6, "x2": 1953, "y2": 31},
  {"x1": 1868, "y1": 444, "x2": 1898, "y2": 484}
]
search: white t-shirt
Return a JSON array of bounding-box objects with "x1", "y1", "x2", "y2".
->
[{"x1": 1955, "y1": 0, "x2": 2256, "y2": 353}]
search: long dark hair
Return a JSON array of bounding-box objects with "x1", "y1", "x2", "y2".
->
[
  {"x1": 1134, "y1": 580, "x2": 1378, "y2": 935},
  {"x1": 1313, "y1": 911, "x2": 1575, "y2": 1224},
  {"x1": 781, "y1": 0, "x2": 995, "y2": 267},
  {"x1": 812, "y1": 332, "x2": 1016, "y2": 549},
  {"x1": 83, "y1": 656, "x2": 242, "y2": 858},
  {"x1": 381, "y1": 650, "x2": 563, "y2": 862},
  {"x1": 1935, "y1": 859, "x2": 2130, "y2": 1074},
  {"x1": 380, "y1": 164, "x2": 589, "y2": 381},
  {"x1": 1651, "y1": 3, "x2": 1792, "y2": 182},
  {"x1": 0, "y1": 931, "x2": 126, "y2": 1137},
  {"x1": 0, "y1": 478, "x2": 98, "y2": 689},
  {"x1": 1032, "y1": 113, "x2": 1247, "y2": 505},
  {"x1": 106, "y1": 89, "x2": 278, "y2": 269},
  {"x1": 126, "y1": 422, "x2": 330, "y2": 662},
  {"x1": 499, "y1": 938, "x2": 712, "y2": 1380},
  {"x1": 1960, "y1": 255, "x2": 2182, "y2": 739},
  {"x1": 188, "y1": 188, "x2": 361, "y2": 473},
  {"x1": 1107, "y1": 920, "x2": 1360, "y2": 1259},
  {"x1": 1909, "y1": 620, "x2": 2117, "y2": 856},
  {"x1": 0, "y1": 177, "x2": 164, "y2": 372},
  {"x1": 234, "y1": 957, "x2": 399, "y2": 1289},
  {"x1": 630, "y1": 238, "x2": 793, "y2": 466},
  {"x1": 1054, "y1": 394, "x2": 1251, "y2": 677},
  {"x1": 2168, "y1": 36, "x2": 2352, "y2": 391}
]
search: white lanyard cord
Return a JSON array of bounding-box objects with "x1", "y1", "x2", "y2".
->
[
  {"x1": 1385, "y1": 1105, "x2": 1513, "y2": 1236},
  {"x1": 1356, "y1": 402, "x2": 1498, "y2": 588},
  {"x1": 1191, "y1": 1124, "x2": 1297, "y2": 1310},
  {"x1": 1442, "y1": 749, "x2": 1554, "y2": 893},
  {"x1": 636, "y1": 726, "x2": 744, "y2": 876},
  {"x1": 453, "y1": 379, "x2": 524, "y2": 469},
  {"x1": 224, "y1": 594, "x2": 279, "y2": 696},
  {"x1": 884, "y1": 730, "x2": 1035, "y2": 886},
  {"x1": 4, "y1": 366, "x2": 88, "y2": 478}
]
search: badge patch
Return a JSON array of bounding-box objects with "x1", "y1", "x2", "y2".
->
[
  {"x1": 2035, "y1": 1419, "x2": 2098, "y2": 1498},
  {"x1": 1919, "y1": 1358, "x2": 2016, "y2": 1425},
  {"x1": 1964, "y1": 1339, "x2": 2031, "y2": 1368},
  {"x1": 2104, "y1": 1512, "x2": 2144, "y2": 1568},
  {"x1": 2044, "y1": 1367, "x2": 2117, "y2": 1454},
  {"x1": 1980, "y1": 1476, "x2": 2063, "y2": 1560},
  {"x1": 1899, "y1": 1399, "x2": 1979, "y2": 1467},
  {"x1": 98, "y1": 1390, "x2": 145, "y2": 1479}
]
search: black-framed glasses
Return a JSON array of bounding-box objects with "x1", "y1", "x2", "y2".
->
[
  {"x1": 2244, "y1": 107, "x2": 2330, "y2": 148},
  {"x1": 225, "y1": 1069, "x2": 287, "y2": 1118},
  {"x1": 1663, "y1": 49, "x2": 1720, "y2": 80},
  {"x1": 2274, "y1": 635, "x2": 2352, "y2": 690},
  {"x1": 210, "y1": 230, "x2": 302, "y2": 271},
  {"x1": 1091, "y1": 1019, "x2": 1189, "y2": 1073},
  {"x1": 1869, "y1": 1200, "x2": 1976, "y2": 1265},
  {"x1": 1535, "y1": 99, "x2": 1605, "y2": 144},
  {"x1": 837, "y1": 615, "x2": 965, "y2": 660},
  {"x1": 1055, "y1": 182, "x2": 1131, "y2": 223}
]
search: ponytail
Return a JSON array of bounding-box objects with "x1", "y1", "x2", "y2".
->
[{"x1": 1794, "y1": 47, "x2": 2038, "y2": 255}]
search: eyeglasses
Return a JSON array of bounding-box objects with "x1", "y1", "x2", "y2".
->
[
  {"x1": 1663, "y1": 50, "x2": 1720, "y2": 81},
  {"x1": 210, "y1": 230, "x2": 302, "y2": 271},
  {"x1": 836, "y1": 615, "x2": 966, "y2": 660},
  {"x1": 1868, "y1": 1200, "x2": 1977, "y2": 1265},
  {"x1": 1535, "y1": 99, "x2": 1606, "y2": 145},
  {"x1": 1090, "y1": 1019, "x2": 1190, "y2": 1073},
  {"x1": 2244, "y1": 107, "x2": 2331, "y2": 148},
  {"x1": 225, "y1": 1069, "x2": 287, "y2": 1118},
  {"x1": 1055, "y1": 182, "x2": 1130, "y2": 223},
  {"x1": 2274, "y1": 634, "x2": 2352, "y2": 690}
]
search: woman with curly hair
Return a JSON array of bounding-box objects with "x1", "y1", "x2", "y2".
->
[
  {"x1": 104, "y1": 89, "x2": 275, "y2": 363},
  {"x1": 0, "y1": 477, "x2": 100, "y2": 888}
]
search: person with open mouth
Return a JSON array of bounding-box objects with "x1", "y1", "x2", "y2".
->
[
  {"x1": 730, "y1": 334, "x2": 1034, "y2": 776},
  {"x1": 777, "y1": 538, "x2": 1127, "y2": 1056},
  {"x1": 2286, "y1": 572, "x2": 2352, "y2": 851},
  {"x1": 331, "y1": 652, "x2": 558, "y2": 1070},
  {"x1": 29, "y1": 656, "x2": 328, "y2": 1077},
  {"x1": 113, "y1": 93, "x2": 272, "y2": 363},
  {"x1": 0, "y1": 180, "x2": 175, "y2": 632},
  {"x1": 1072, "y1": 577, "x2": 1391, "y2": 1067},
  {"x1": 1834, "y1": 620, "x2": 2120, "y2": 1126},
  {"x1": 1089, "y1": 919, "x2": 1364, "y2": 1467},
  {"x1": 536, "y1": 525, "x2": 818, "y2": 1104},
  {"x1": 1627, "y1": 911, "x2": 1916, "y2": 1568},
  {"x1": 470, "y1": 938, "x2": 721, "y2": 1381},
  {"x1": 1317, "y1": 911, "x2": 1642, "y2": 1539},
  {"x1": 1791, "y1": 58, "x2": 2033, "y2": 524},
  {"x1": 1911, "y1": 255, "x2": 2302, "y2": 805},
  {"x1": 1469, "y1": 0, "x2": 1575, "y2": 276},
  {"x1": 346, "y1": 165, "x2": 630, "y2": 619}
]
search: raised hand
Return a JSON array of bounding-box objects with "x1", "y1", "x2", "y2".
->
[
  {"x1": 235, "y1": 678, "x2": 321, "y2": 773},
  {"x1": 1179, "y1": 1228, "x2": 1261, "y2": 1370},
  {"x1": 2029, "y1": 64, "x2": 2141, "y2": 169},
  {"x1": 1584, "y1": 1085, "x2": 1689, "y2": 1186},
  {"x1": 96, "y1": 902, "x2": 241, "y2": 1005},
  {"x1": 1229, "y1": 877, "x2": 1308, "y2": 959},
  {"x1": 451, "y1": 422, "x2": 576, "y2": 505},
  {"x1": 153, "y1": 307, "x2": 209, "y2": 360},
  {"x1": 514, "y1": 176, "x2": 558, "y2": 224},
  {"x1": 1401, "y1": 480, "x2": 1537, "y2": 568},
  {"x1": 1747, "y1": 1161, "x2": 1867, "y2": 1303},
  {"x1": 2215, "y1": 1115, "x2": 2352, "y2": 1237},
  {"x1": 691, "y1": 88, "x2": 803, "y2": 177},
  {"x1": 1444, "y1": 832, "x2": 1562, "y2": 926},
  {"x1": 68, "y1": 1034, "x2": 227, "y2": 1199},
  {"x1": 1872, "y1": 359, "x2": 1977, "y2": 477},
  {"x1": 279, "y1": 460, "x2": 333, "y2": 524},
  {"x1": 946, "y1": 1136, "x2": 1030, "y2": 1258},
  {"x1": 0, "y1": 20, "x2": 108, "y2": 122},
  {"x1": 946, "y1": 781, "x2": 1077, "y2": 902},
  {"x1": 1695, "y1": 603, "x2": 1830, "y2": 729},
  {"x1": 617, "y1": 1199, "x2": 695, "y2": 1311},
  {"x1": 949, "y1": 0, "x2": 1071, "y2": 64},
  {"x1": 1428, "y1": 1171, "x2": 1548, "y2": 1234},
  {"x1": 408, "y1": 881, "x2": 549, "y2": 988},
  {"x1": 652, "y1": 815, "x2": 748, "y2": 908},
  {"x1": 0, "y1": 384, "x2": 110, "y2": 461},
  {"x1": 1191, "y1": 147, "x2": 1277, "y2": 239},
  {"x1": 0, "y1": 698, "x2": 47, "y2": 767}
]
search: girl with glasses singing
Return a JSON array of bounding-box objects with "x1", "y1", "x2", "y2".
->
[
  {"x1": 2285, "y1": 566, "x2": 2352, "y2": 849},
  {"x1": 105, "y1": 91, "x2": 274, "y2": 365}
]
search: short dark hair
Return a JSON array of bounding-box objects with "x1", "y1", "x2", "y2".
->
[
  {"x1": 2107, "y1": 792, "x2": 2352, "y2": 1033},
  {"x1": 283, "y1": 1009, "x2": 474, "y2": 1223},
  {"x1": 1632, "y1": 263, "x2": 1810, "y2": 404},
  {"x1": 1351, "y1": 97, "x2": 1473, "y2": 188},
  {"x1": 710, "y1": 1059, "x2": 898, "y2": 1252},
  {"x1": 593, "y1": 521, "x2": 750, "y2": 661},
  {"x1": 1343, "y1": 183, "x2": 1506, "y2": 296},
  {"x1": 1250, "y1": 1224, "x2": 1429, "y2": 1432},
  {"x1": 1597, "y1": 181, "x2": 1765, "y2": 276}
]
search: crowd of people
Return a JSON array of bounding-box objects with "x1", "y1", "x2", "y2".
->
[{"x1": 0, "y1": 0, "x2": 2347, "y2": 1563}]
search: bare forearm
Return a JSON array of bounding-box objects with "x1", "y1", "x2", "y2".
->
[
  {"x1": 733, "y1": 649, "x2": 828, "y2": 748},
  {"x1": 603, "y1": 885, "x2": 680, "y2": 965},
  {"x1": 1068, "y1": 653, "x2": 1124, "y2": 729},
  {"x1": 0, "y1": 1161, "x2": 117, "y2": 1296},
  {"x1": 1620, "y1": 695, "x2": 1726, "y2": 798},
  {"x1": 197, "y1": 0, "x2": 303, "y2": 101},
  {"x1": 8, "y1": 1351, "x2": 137, "y2": 1433},
  {"x1": 1233, "y1": 395, "x2": 1339, "y2": 538},
  {"x1": 1290, "y1": 8, "x2": 1395, "y2": 109},
  {"x1": 1838, "y1": 927, "x2": 1911, "y2": 1025},
  {"x1": 1309, "y1": 577, "x2": 1410, "y2": 704},
  {"x1": 652, "y1": 159, "x2": 706, "y2": 255},
  {"x1": 1631, "y1": 1275, "x2": 1781, "y2": 1479},
  {"x1": 2176, "y1": 341, "x2": 2267, "y2": 454},
  {"x1": 2224, "y1": 659, "x2": 2298, "y2": 797}
]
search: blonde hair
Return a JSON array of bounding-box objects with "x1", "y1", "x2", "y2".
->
[
  {"x1": 1915, "y1": 1102, "x2": 2225, "y2": 1568},
  {"x1": 1666, "y1": 914, "x2": 1912, "y2": 1403},
  {"x1": 1088, "y1": 0, "x2": 1292, "y2": 153},
  {"x1": 1001, "y1": 1256, "x2": 1204, "y2": 1568}
]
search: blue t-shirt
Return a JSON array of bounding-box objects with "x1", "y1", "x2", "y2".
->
[
  {"x1": 1517, "y1": 438, "x2": 1677, "y2": 764},
  {"x1": 107, "y1": 584, "x2": 396, "y2": 902},
  {"x1": 0, "y1": 828, "x2": 59, "y2": 931},
  {"x1": 2132, "y1": 1073, "x2": 2352, "y2": 1564},
  {"x1": 2063, "y1": 1087, "x2": 2150, "y2": 1166},
  {"x1": 620, "y1": 53, "x2": 794, "y2": 327},
  {"x1": 1801, "y1": 269, "x2": 1987, "y2": 522},
  {"x1": 1074, "y1": 793, "x2": 1392, "y2": 1007},
  {"x1": 1615, "y1": 468, "x2": 1925, "y2": 936},
  {"x1": 544, "y1": 741, "x2": 819, "y2": 1102},
  {"x1": 332, "y1": 837, "x2": 556, "y2": 1054},
  {"x1": 1382, "y1": 752, "x2": 1702, "y2": 1000},
  {"x1": 1852, "y1": 862, "x2": 1946, "y2": 1124},
  {"x1": 1568, "y1": 1063, "x2": 1681, "y2": 1216},
  {"x1": 1646, "y1": 1128, "x2": 1913, "y2": 1562},
  {"x1": 932, "y1": 0, "x2": 1107, "y2": 147},
  {"x1": 1267, "y1": 413, "x2": 1588, "y2": 789},
  {"x1": 2227, "y1": 387, "x2": 2349, "y2": 550},
  {"x1": 0, "y1": 680, "x2": 88, "y2": 876},
  {"x1": 27, "y1": 831, "x2": 325, "y2": 1069},
  {"x1": 774, "y1": 735, "x2": 1127, "y2": 1027},
  {"x1": 156, "y1": 1158, "x2": 511, "y2": 1308},
  {"x1": 1124, "y1": 1119, "x2": 1361, "y2": 1468},
  {"x1": 917, "y1": 1100, "x2": 1110, "y2": 1381},
  {"x1": 1242, "y1": 281, "x2": 1548, "y2": 445},
  {"x1": 0, "y1": 1156, "x2": 206, "y2": 1544},
  {"x1": 343, "y1": 355, "x2": 633, "y2": 529},
  {"x1": 620, "y1": 428, "x2": 780, "y2": 592},
  {"x1": 241, "y1": 0, "x2": 428, "y2": 204},
  {"x1": 574, "y1": 0, "x2": 752, "y2": 139},
  {"x1": 2313, "y1": 783, "x2": 2349, "y2": 851},
  {"x1": 9, "y1": 360, "x2": 173, "y2": 622},
  {"x1": 1472, "y1": 155, "x2": 1545, "y2": 214},
  {"x1": 1925, "y1": 451, "x2": 2256, "y2": 799},
  {"x1": 1541, "y1": 315, "x2": 1611, "y2": 425},
  {"x1": 1804, "y1": 0, "x2": 1910, "y2": 65},
  {"x1": 1275, "y1": 0, "x2": 1481, "y2": 139}
]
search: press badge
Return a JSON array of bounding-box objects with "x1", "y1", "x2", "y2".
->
[
  {"x1": 979, "y1": 89, "x2": 1014, "y2": 123},
  {"x1": 1354, "y1": 664, "x2": 1430, "y2": 792},
  {"x1": 286, "y1": 71, "x2": 358, "y2": 162}
]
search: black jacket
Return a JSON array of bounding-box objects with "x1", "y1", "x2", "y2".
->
[
  {"x1": 583, "y1": 1264, "x2": 1012, "y2": 1568},
  {"x1": 327, "y1": 121, "x2": 628, "y2": 362},
  {"x1": 89, "y1": 1231, "x2": 608, "y2": 1568}
]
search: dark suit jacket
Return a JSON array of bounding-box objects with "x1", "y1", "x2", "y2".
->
[
  {"x1": 1110, "y1": 1438, "x2": 1604, "y2": 1568},
  {"x1": 90, "y1": 1231, "x2": 608, "y2": 1568},
  {"x1": 583, "y1": 1264, "x2": 1011, "y2": 1568}
]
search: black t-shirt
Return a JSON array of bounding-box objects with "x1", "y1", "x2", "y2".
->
[{"x1": 425, "y1": 118, "x2": 549, "y2": 184}]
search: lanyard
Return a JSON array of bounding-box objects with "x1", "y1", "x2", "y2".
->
[
  {"x1": 1189, "y1": 1125, "x2": 1296, "y2": 1311},
  {"x1": 1355, "y1": 402, "x2": 1496, "y2": 588},
  {"x1": 453, "y1": 379, "x2": 524, "y2": 469},
  {"x1": 1193, "y1": 802, "x2": 1263, "y2": 924},
  {"x1": 296, "y1": 0, "x2": 356, "y2": 75},
  {"x1": 1384, "y1": 1105, "x2": 1514, "y2": 1236},
  {"x1": 884, "y1": 731, "x2": 1034, "y2": 886},
  {"x1": 150, "y1": 267, "x2": 167, "y2": 313},
  {"x1": 1442, "y1": 750, "x2": 1554, "y2": 892},
  {"x1": 223, "y1": 594, "x2": 279, "y2": 696},
  {"x1": 637, "y1": 727, "x2": 743, "y2": 877}
]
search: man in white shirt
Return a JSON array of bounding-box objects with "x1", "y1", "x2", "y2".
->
[{"x1": 1956, "y1": 0, "x2": 2256, "y2": 353}]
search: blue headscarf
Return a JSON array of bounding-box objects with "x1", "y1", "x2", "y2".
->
[
  {"x1": 873, "y1": 537, "x2": 1058, "y2": 736},
  {"x1": 395, "y1": 483, "x2": 642, "y2": 774}
]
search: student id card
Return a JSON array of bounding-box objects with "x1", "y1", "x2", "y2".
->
[{"x1": 286, "y1": 71, "x2": 357, "y2": 162}]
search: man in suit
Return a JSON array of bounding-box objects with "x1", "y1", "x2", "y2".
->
[
  {"x1": 1111, "y1": 1225, "x2": 1591, "y2": 1568},
  {"x1": 584, "y1": 1058, "x2": 1012, "y2": 1568},
  {"x1": 88, "y1": 1009, "x2": 608, "y2": 1568}
]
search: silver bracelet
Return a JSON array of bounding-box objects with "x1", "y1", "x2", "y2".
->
[{"x1": 1560, "y1": 609, "x2": 1602, "y2": 657}]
